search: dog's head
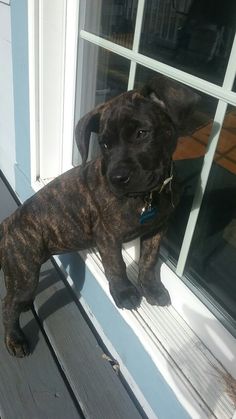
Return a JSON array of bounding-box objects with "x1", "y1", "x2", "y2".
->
[{"x1": 75, "y1": 75, "x2": 199, "y2": 196}]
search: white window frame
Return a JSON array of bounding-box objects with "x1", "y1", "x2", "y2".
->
[
  {"x1": 76, "y1": 1, "x2": 236, "y2": 362},
  {"x1": 27, "y1": 1, "x2": 236, "y2": 417},
  {"x1": 28, "y1": 0, "x2": 79, "y2": 188}
]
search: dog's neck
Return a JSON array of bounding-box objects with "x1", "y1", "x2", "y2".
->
[
  {"x1": 152, "y1": 160, "x2": 174, "y2": 195},
  {"x1": 138, "y1": 161, "x2": 174, "y2": 224},
  {"x1": 126, "y1": 160, "x2": 174, "y2": 199},
  {"x1": 143, "y1": 160, "x2": 174, "y2": 206}
]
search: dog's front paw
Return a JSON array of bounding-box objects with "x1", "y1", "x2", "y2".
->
[
  {"x1": 141, "y1": 280, "x2": 171, "y2": 306},
  {"x1": 109, "y1": 280, "x2": 141, "y2": 310},
  {"x1": 5, "y1": 332, "x2": 30, "y2": 358}
]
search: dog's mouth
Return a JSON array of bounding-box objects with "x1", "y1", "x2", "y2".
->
[
  {"x1": 108, "y1": 170, "x2": 165, "y2": 198},
  {"x1": 126, "y1": 174, "x2": 163, "y2": 197}
]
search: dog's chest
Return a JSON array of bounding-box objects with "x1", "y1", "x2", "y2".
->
[{"x1": 101, "y1": 192, "x2": 173, "y2": 242}]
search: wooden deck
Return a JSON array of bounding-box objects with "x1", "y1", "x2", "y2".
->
[{"x1": 0, "y1": 173, "x2": 144, "y2": 419}]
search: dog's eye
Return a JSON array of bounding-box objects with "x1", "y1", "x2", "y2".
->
[
  {"x1": 101, "y1": 142, "x2": 109, "y2": 150},
  {"x1": 136, "y1": 129, "x2": 149, "y2": 139}
]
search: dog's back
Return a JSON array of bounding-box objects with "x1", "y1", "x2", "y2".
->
[{"x1": 0, "y1": 163, "x2": 96, "y2": 265}]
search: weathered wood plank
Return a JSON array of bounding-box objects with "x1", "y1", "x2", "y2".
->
[
  {"x1": 0, "y1": 176, "x2": 82, "y2": 418},
  {"x1": 0, "y1": 273, "x2": 82, "y2": 419},
  {"x1": 34, "y1": 261, "x2": 143, "y2": 419}
]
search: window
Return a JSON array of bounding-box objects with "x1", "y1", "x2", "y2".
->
[
  {"x1": 28, "y1": 2, "x2": 236, "y2": 413},
  {"x1": 73, "y1": 0, "x2": 236, "y2": 338}
]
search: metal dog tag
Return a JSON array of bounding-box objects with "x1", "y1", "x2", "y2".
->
[{"x1": 140, "y1": 205, "x2": 158, "y2": 224}]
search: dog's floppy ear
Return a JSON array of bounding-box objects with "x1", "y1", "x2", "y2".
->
[
  {"x1": 75, "y1": 103, "x2": 106, "y2": 164},
  {"x1": 140, "y1": 75, "x2": 199, "y2": 132}
]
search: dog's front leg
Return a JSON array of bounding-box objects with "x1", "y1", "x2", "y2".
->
[
  {"x1": 138, "y1": 232, "x2": 171, "y2": 306},
  {"x1": 96, "y1": 238, "x2": 141, "y2": 310}
]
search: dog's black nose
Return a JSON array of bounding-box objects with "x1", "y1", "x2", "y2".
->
[{"x1": 109, "y1": 169, "x2": 131, "y2": 185}]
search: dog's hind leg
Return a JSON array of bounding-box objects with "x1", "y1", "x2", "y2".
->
[{"x1": 2, "y1": 269, "x2": 39, "y2": 357}]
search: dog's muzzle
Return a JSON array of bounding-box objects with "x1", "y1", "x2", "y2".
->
[{"x1": 108, "y1": 167, "x2": 132, "y2": 187}]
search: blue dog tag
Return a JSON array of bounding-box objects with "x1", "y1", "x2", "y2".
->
[{"x1": 140, "y1": 206, "x2": 158, "y2": 224}]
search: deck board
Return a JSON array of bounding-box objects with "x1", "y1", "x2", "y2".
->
[
  {"x1": 0, "y1": 276, "x2": 81, "y2": 419},
  {"x1": 34, "y1": 260, "x2": 143, "y2": 419}
]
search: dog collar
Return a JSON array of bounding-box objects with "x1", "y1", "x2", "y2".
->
[
  {"x1": 150, "y1": 161, "x2": 174, "y2": 195},
  {"x1": 140, "y1": 162, "x2": 174, "y2": 224}
]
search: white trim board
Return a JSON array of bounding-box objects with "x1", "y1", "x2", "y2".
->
[
  {"x1": 54, "y1": 251, "x2": 236, "y2": 419},
  {"x1": 28, "y1": 0, "x2": 40, "y2": 185},
  {"x1": 38, "y1": 0, "x2": 67, "y2": 180},
  {"x1": 61, "y1": 0, "x2": 79, "y2": 172}
]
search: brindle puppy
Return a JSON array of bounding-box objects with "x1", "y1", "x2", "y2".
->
[{"x1": 0, "y1": 76, "x2": 198, "y2": 357}]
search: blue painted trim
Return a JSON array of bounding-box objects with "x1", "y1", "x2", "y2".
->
[
  {"x1": 59, "y1": 253, "x2": 190, "y2": 419},
  {"x1": 14, "y1": 163, "x2": 34, "y2": 202},
  {"x1": 10, "y1": 0, "x2": 31, "y2": 199}
]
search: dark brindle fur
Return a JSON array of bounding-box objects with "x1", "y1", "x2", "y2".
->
[{"x1": 0, "y1": 76, "x2": 198, "y2": 357}]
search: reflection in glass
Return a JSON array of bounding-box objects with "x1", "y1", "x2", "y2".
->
[
  {"x1": 84, "y1": 0, "x2": 138, "y2": 48},
  {"x1": 233, "y1": 76, "x2": 236, "y2": 93},
  {"x1": 140, "y1": 0, "x2": 236, "y2": 85},
  {"x1": 135, "y1": 66, "x2": 218, "y2": 263},
  {"x1": 185, "y1": 107, "x2": 236, "y2": 323},
  {"x1": 73, "y1": 43, "x2": 130, "y2": 164},
  {"x1": 95, "y1": 48, "x2": 130, "y2": 103}
]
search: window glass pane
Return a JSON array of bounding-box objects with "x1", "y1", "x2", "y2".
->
[
  {"x1": 233, "y1": 75, "x2": 236, "y2": 92},
  {"x1": 135, "y1": 65, "x2": 218, "y2": 262},
  {"x1": 73, "y1": 42, "x2": 130, "y2": 165},
  {"x1": 94, "y1": 48, "x2": 130, "y2": 102},
  {"x1": 184, "y1": 106, "x2": 236, "y2": 328},
  {"x1": 139, "y1": 0, "x2": 236, "y2": 85},
  {"x1": 83, "y1": 0, "x2": 138, "y2": 48}
]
